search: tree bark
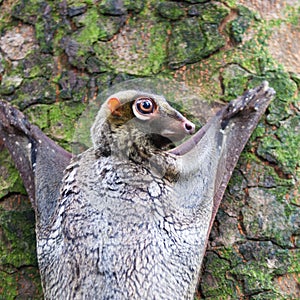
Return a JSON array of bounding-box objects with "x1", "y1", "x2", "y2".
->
[{"x1": 0, "y1": 0, "x2": 299, "y2": 298}]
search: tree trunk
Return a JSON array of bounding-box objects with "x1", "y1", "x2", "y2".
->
[{"x1": 0, "y1": 0, "x2": 299, "y2": 298}]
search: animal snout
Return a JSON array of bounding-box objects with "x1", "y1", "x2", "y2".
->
[{"x1": 183, "y1": 119, "x2": 195, "y2": 134}]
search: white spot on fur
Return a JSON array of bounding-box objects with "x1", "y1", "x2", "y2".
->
[{"x1": 148, "y1": 182, "x2": 161, "y2": 198}]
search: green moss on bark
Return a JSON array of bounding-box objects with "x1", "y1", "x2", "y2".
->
[
  {"x1": 94, "y1": 15, "x2": 170, "y2": 75},
  {"x1": 157, "y1": 2, "x2": 185, "y2": 20},
  {"x1": 227, "y1": 5, "x2": 255, "y2": 43},
  {"x1": 25, "y1": 101, "x2": 85, "y2": 151},
  {"x1": 0, "y1": 210, "x2": 36, "y2": 266},
  {"x1": 0, "y1": 150, "x2": 26, "y2": 199},
  {"x1": 200, "y1": 251, "x2": 237, "y2": 299},
  {"x1": 168, "y1": 2, "x2": 229, "y2": 69}
]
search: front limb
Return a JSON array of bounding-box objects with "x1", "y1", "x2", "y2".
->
[{"x1": 170, "y1": 81, "x2": 275, "y2": 226}]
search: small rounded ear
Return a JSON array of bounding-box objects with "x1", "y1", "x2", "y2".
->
[{"x1": 107, "y1": 97, "x2": 122, "y2": 116}]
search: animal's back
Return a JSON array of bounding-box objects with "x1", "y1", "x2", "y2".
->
[{"x1": 37, "y1": 148, "x2": 209, "y2": 299}]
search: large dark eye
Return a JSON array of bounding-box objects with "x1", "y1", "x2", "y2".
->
[{"x1": 135, "y1": 98, "x2": 156, "y2": 114}]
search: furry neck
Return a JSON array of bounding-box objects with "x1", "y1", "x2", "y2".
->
[
  {"x1": 94, "y1": 121, "x2": 171, "y2": 160},
  {"x1": 93, "y1": 121, "x2": 178, "y2": 181}
]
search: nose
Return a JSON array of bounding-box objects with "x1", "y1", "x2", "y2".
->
[{"x1": 183, "y1": 119, "x2": 195, "y2": 134}]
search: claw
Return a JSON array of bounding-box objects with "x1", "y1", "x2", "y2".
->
[{"x1": 221, "y1": 81, "x2": 275, "y2": 126}]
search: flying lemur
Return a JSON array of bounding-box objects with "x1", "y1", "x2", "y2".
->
[{"x1": 0, "y1": 82, "x2": 275, "y2": 299}]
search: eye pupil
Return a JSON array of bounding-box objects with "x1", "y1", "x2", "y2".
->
[{"x1": 142, "y1": 101, "x2": 151, "y2": 109}]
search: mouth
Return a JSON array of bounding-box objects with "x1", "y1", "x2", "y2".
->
[
  {"x1": 160, "y1": 128, "x2": 192, "y2": 142},
  {"x1": 150, "y1": 134, "x2": 175, "y2": 150}
]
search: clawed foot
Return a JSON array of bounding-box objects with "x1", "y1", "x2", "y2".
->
[
  {"x1": 0, "y1": 100, "x2": 31, "y2": 136},
  {"x1": 221, "y1": 81, "x2": 276, "y2": 129}
]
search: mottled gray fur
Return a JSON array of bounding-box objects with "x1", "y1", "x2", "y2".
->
[{"x1": 0, "y1": 83, "x2": 275, "y2": 299}]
